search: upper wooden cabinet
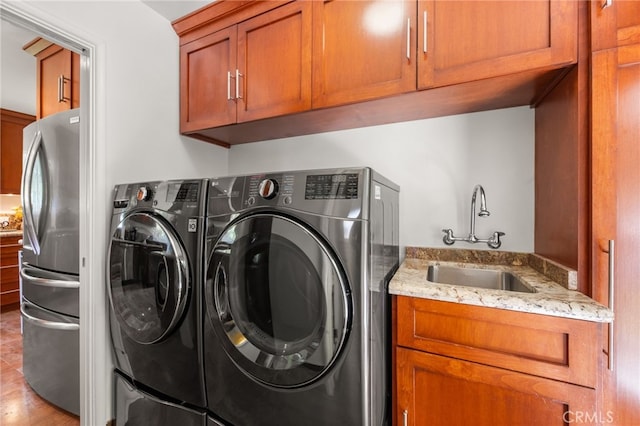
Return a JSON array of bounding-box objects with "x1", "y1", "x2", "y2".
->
[
  {"x1": 590, "y1": 0, "x2": 640, "y2": 51},
  {"x1": 418, "y1": 0, "x2": 578, "y2": 89},
  {"x1": 174, "y1": 0, "x2": 578, "y2": 146},
  {"x1": 179, "y1": 1, "x2": 312, "y2": 136},
  {"x1": 24, "y1": 39, "x2": 80, "y2": 119},
  {"x1": 1, "y1": 109, "x2": 35, "y2": 194},
  {"x1": 311, "y1": 0, "x2": 416, "y2": 108}
]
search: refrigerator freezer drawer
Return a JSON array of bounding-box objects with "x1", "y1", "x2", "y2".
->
[
  {"x1": 21, "y1": 299, "x2": 80, "y2": 416},
  {"x1": 114, "y1": 370, "x2": 206, "y2": 426},
  {"x1": 20, "y1": 264, "x2": 79, "y2": 317}
]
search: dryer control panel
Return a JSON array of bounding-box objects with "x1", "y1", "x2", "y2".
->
[
  {"x1": 207, "y1": 168, "x2": 379, "y2": 220},
  {"x1": 304, "y1": 173, "x2": 359, "y2": 200}
]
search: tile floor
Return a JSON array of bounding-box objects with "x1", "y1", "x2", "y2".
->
[{"x1": 0, "y1": 308, "x2": 80, "y2": 425}]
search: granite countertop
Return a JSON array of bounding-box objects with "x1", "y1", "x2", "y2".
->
[{"x1": 389, "y1": 247, "x2": 614, "y2": 323}]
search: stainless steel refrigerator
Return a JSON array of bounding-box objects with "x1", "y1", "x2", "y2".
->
[{"x1": 20, "y1": 108, "x2": 80, "y2": 416}]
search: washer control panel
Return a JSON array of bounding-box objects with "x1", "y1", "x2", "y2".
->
[{"x1": 113, "y1": 180, "x2": 203, "y2": 212}]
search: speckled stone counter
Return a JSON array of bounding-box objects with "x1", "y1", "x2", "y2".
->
[{"x1": 390, "y1": 247, "x2": 613, "y2": 323}]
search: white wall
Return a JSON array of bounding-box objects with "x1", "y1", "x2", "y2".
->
[
  {"x1": 0, "y1": 19, "x2": 36, "y2": 115},
  {"x1": 230, "y1": 106, "x2": 535, "y2": 253}
]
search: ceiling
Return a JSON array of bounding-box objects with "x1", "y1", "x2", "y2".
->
[{"x1": 140, "y1": 0, "x2": 210, "y2": 22}]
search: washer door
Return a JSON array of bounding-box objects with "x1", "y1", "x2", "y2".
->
[
  {"x1": 206, "y1": 213, "x2": 351, "y2": 388},
  {"x1": 109, "y1": 212, "x2": 190, "y2": 344}
]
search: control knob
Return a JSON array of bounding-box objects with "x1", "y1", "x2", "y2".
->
[
  {"x1": 258, "y1": 179, "x2": 278, "y2": 200},
  {"x1": 136, "y1": 186, "x2": 153, "y2": 202}
]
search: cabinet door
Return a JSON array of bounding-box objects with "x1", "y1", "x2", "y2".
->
[
  {"x1": 236, "y1": 1, "x2": 312, "y2": 123},
  {"x1": 396, "y1": 347, "x2": 597, "y2": 426},
  {"x1": 591, "y1": 43, "x2": 640, "y2": 425},
  {"x1": 312, "y1": 0, "x2": 416, "y2": 108},
  {"x1": 591, "y1": 0, "x2": 640, "y2": 51},
  {"x1": 418, "y1": 0, "x2": 577, "y2": 89},
  {"x1": 180, "y1": 27, "x2": 238, "y2": 132},
  {"x1": 37, "y1": 45, "x2": 73, "y2": 119},
  {"x1": 1, "y1": 109, "x2": 35, "y2": 194}
]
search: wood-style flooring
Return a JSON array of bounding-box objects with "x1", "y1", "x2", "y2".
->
[{"x1": 0, "y1": 307, "x2": 80, "y2": 425}]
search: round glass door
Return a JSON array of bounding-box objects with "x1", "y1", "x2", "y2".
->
[
  {"x1": 109, "y1": 212, "x2": 190, "y2": 344},
  {"x1": 206, "y1": 213, "x2": 351, "y2": 388}
]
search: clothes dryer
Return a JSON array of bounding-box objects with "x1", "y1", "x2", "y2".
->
[
  {"x1": 108, "y1": 179, "x2": 209, "y2": 425},
  {"x1": 203, "y1": 168, "x2": 399, "y2": 425}
]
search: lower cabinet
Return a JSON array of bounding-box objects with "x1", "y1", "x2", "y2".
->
[
  {"x1": 1, "y1": 236, "x2": 22, "y2": 309},
  {"x1": 394, "y1": 296, "x2": 602, "y2": 425},
  {"x1": 397, "y1": 348, "x2": 596, "y2": 426}
]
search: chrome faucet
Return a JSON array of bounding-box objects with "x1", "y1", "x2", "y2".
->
[{"x1": 442, "y1": 184, "x2": 505, "y2": 249}]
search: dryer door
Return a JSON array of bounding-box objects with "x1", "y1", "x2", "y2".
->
[
  {"x1": 109, "y1": 212, "x2": 190, "y2": 344},
  {"x1": 206, "y1": 212, "x2": 351, "y2": 388}
]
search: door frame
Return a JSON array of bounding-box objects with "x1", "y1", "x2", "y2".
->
[{"x1": 0, "y1": 2, "x2": 108, "y2": 425}]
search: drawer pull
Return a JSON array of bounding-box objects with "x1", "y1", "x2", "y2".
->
[
  {"x1": 607, "y1": 239, "x2": 615, "y2": 371},
  {"x1": 423, "y1": 11, "x2": 427, "y2": 53},
  {"x1": 406, "y1": 18, "x2": 411, "y2": 60},
  {"x1": 227, "y1": 71, "x2": 235, "y2": 101}
]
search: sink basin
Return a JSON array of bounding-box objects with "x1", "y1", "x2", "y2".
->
[{"x1": 427, "y1": 265, "x2": 536, "y2": 293}]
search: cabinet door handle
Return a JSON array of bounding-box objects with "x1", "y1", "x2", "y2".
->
[
  {"x1": 601, "y1": 0, "x2": 612, "y2": 9},
  {"x1": 227, "y1": 71, "x2": 235, "y2": 100},
  {"x1": 423, "y1": 11, "x2": 427, "y2": 53},
  {"x1": 236, "y1": 69, "x2": 243, "y2": 99},
  {"x1": 57, "y1": 75, "x2": 71, "y2": 103},
  {"x1": 403, "y1": 409, "x2": 408, "y2": 426},
  {"x1": 607, "y1": 239, "x2": 615, "y2": 371},
  {"x1": 406, "y1": 18, "x2": 411, "y2": 60},
  {"x1": 58, "y1": 75, "x2": 64, "y2": 102}
]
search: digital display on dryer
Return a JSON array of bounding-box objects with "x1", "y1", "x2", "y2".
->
[
  {"x1": 305, "y1": 174, "x2": 358, "y2": 199},
  {"x1": 167, "y1": 182, "x2": 199, "y2": 202}
]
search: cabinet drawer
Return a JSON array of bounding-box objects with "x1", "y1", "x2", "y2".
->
[
  {"x1": 396, "y1": 296, "x2": 599, "y2": 388},
  {"x1": 1, "y1": 265, "x2": 19, "y2": 293},
  {"x1": 0, "y1": 235, "x2": 21, "y2": 246},
  {"x1": 0, "y1": 240, "x2": 21, "y2": 266}
]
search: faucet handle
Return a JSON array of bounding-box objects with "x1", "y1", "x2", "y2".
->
[
  {"x1": 442, "y1": 229, "x2": 456, "y2": 245},
  {"x1": 487, "y1": 231, "x2": 505, "y2": 249}
]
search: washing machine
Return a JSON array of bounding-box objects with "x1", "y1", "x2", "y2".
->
[
  {"x1": 108, "y1": 179, "x2": 210, "y2": 425},
  {"x1": 203, "y1": 167, "x2": 399, "y2": 425}
]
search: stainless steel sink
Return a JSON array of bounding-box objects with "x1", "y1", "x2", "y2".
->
[{"x1": 426, "y1": 265, "x2": 536, "y2": 293}]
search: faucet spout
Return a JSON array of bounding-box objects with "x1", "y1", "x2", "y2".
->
[{"x1": 470, "y1": 185, "x2": 490, "y2": 238}]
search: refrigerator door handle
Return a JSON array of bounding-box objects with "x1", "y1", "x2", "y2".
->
[
  {"x1": 20, "y1": 301, "x2": 80, "y2": 331},
  {"x1": 21, "y1": 130, "x2": 43, "y2": 255},
  {"x1": 20, "y1": 267, "x2": 80, "y2": 289}
]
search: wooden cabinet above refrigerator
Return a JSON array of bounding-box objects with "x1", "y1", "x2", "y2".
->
[{"x1": 23, "y1": 38, "x2": 80, "y2": 119}]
